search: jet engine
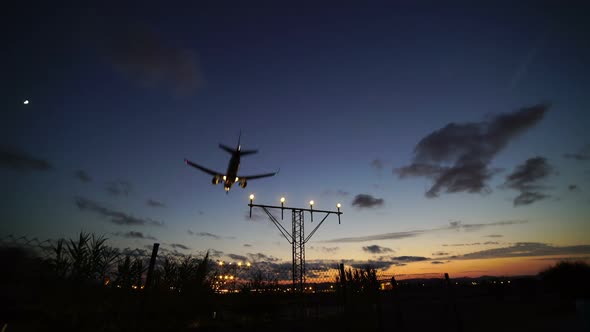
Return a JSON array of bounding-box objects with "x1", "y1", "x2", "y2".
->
[
  {"x1": 212, "y1": 175, "x2": 221, "y2": 185},
  {"x1": 239, "y1": 178, "x2": 247, "y2": 188}
]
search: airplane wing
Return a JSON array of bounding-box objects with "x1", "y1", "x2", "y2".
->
[
  {"x1": 184, "y1": 159, "x2": 223, "y2": 177},
  {"x1": 241, "y1": 171, "x2": 277, "y2": 180}
]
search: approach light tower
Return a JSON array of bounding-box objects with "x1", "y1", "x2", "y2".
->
[{"x1": 248, "y1": 194, "x2": 342, "y2": 292}]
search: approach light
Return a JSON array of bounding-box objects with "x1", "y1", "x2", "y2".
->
[
  {"x1": 249, "y1": 194, "x2": 255, "y2": 200},
  {"x1": 337, "y1": 203, "x2": 341, "y2": 208},
  {"x1": 238, "y1": 262, "x2": 242, "y2": 266},
  {"x1": 218, "y1": 261, "x2": 224, "y2": 266},
  {"x1": 235, "y1": 177, "x2": 239, "y2": 182},
  {"x1": 309, "y1": 200, "x2": 314, "y2": 206},
  {"x1": 280, "y1": 197, "x2": 285, "y2": 203},
  {"x1": 246, "y1": 262, "x2": 251, "y2": 267},
  {"x1": 222, "y1": 175, "x2": 227, "y2": 181}
]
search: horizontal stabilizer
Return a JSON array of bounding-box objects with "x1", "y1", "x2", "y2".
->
[
  {"x1": 219, "y1": 144, "x2": 235, "y2": 154},
  {"x1": 239, "y1": 149, "x2": 258, "y2": 156}
]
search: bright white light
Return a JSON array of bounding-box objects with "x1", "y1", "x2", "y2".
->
[
  {"x1": 280, "y1": 197, "x2": 285, "y2": 203},
  {"x1": 222, "y1": 175, "x2": 227, "y2": 181},
  {"x1": 309, "y1": 200, "x2": 314, "y2": 206},
  {"x1": 249, "y1": 194, "x2": 255, "y2": 200},
  {"x1": 23, "y1": 100, "x2": 29, "y2": 105},
  {"x1": 337, "y1": 203, "x2": 341, "y2": 208},
  {"x1": 235, "y1": 177, "x2": 239, "y2": 182}
]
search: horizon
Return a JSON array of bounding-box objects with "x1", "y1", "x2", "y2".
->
[{"x1": 1, "y1": 2, "x2": 589, "y2": 281}]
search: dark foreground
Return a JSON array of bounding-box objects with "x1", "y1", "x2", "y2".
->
[{"x1": 2, "y1": 280, "x2": 589, "y2": 332}]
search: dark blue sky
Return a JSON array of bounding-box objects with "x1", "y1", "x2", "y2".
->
[{"x1": 2, "y1": 2, "x2": 589, "y2": 276}]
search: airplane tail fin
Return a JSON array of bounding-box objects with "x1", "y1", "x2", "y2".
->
[{"x1": 237, "y1": 130, "x2": 241, "y2": 151}]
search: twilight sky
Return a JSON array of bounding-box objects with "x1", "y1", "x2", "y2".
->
[{"x1": 1, "y1": 1, "x2": 589, "y2": 278}]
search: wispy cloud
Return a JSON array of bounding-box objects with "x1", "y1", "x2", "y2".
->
[
  {"x1": 484, "y1": 234, "x2": 503, "y2": 238},
  {"x1": 362, "y1": 245, "x2": 394, "y2": 254},
  {"x1": 147, "y1": 199, "x2": 166, "y2": 208},
  {"x1": 563, "y1": 144, "x2": 590, "y2": 161},
  {"x1": 243, "y1": 244, "x2": 252, "y2": 247},
  {"x1": 432, "y1": 251, "x2": 449, "y2": 256},
  {"x1": 321, "y1": 189, "x2": 350, "y2": 197},
  {"x1": 102, "y1": 24, "x2": 202, "y2": 96},
  {"x1": 74, "y1": 170, "x2": 92, "y2": 183},
  {"x1": 454, "y1": 242, "x2": 590, "y2": 260},
  {"x1": 309, "y1": 246, "x2": 339, "y2": 254},
  {"x1": 105, "y1": 180, "x2": 132, "y2": 196},
  {"x1": 226, "y1": 253, "x2": 248, "y2": 262},
  {"x1": 431, "y1": 261, "x2": 446, "y2": 264},
  {"x1": 325, "y1": 220, "x2": 526, "y2": 243},
  {"x1": 371, "y1": 159, "x2": 385, "y2": 170},
  {"x1": 0, "y1": 146, "x2": 53, "y2": 172},
  {"x1": 395, "y1": 104, "x2": 548, "y2": 198},
  {"x1": 187, "y1": 230, "x2": 234, "y2": 240},
  {"x1": 568, "y1": 184, "x2": 580, "y2": 192},
  {"x1": 75, "y1": 196, "x2": 163, "y2": 226},
  {"x1": 503, "y1": 156, "x2": 554, "y2": 206},
  {"x1": 351, "y1": 194, "x2": 384, "y2": 209},
  {"x1": 112, "y1": 231, "x2": 157, "y2": 241},
  {"x1": 169, "y1": 243, "x2": 190, "y2": 250}
]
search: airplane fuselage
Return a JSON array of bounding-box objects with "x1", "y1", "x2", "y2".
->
[{"x1": 224, "y1": 153, "x2": 240, "y2": 189}]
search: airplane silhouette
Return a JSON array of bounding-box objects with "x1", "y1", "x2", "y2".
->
[{"x1": 184, "y1": 132, "x2": 277, "y2": 192}]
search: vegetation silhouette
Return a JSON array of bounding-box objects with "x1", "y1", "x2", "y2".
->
[{"x1": 1, "y1": 233, "x2": 589, "y2": 331}]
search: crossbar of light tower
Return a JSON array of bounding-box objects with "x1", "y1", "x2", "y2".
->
[{"x1": 248, "y1": 194, "x2": 342, "y2": 292}]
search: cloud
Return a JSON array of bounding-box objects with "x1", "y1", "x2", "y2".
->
[
  {"x1": 448, "y1": 220, "x2": 527, "y2": 232},
  {"x1": 187, "y1": 230, "x2": 234, "y2": 240},
  {"x1": 325, "y1": 220, "x2": 526, "y2": 243},
  {"x1": 75, "y1": 196, "x2": 163, "y2": 226},
  {"x1": 247, "y1": 252, "x2": 280, "y2": 262},
  {"x1": 321, "y1": 189, "x2": 350, "y2": 197},
  {"x1": 146, "y1": 199, "x2": 166, "y2": 208},
  {"x1": 326, "y1": 229, "x2": 425, "y2": 243},
  {"x1": 443, "y1": 243, "x2": 481, "y2": 247},
  {"x1": 503, "y1": 156, "x2": 554, "y2": 206},
  {"x1": 568, "y1": 184, "x2": 580, "y2": 192},
  {"x1": 454, "y1": 242, "x2": 590, "y2": 260},
  {"x1": 243, "y1": 244, "x2": 252, "y2": 247},
  {"x1": 431, "y1": 261, "x2": 445, "y2": 264},
  {"x1": 391, "y1": 256, "x2": 429, "y2": 262},
  {"x1": 563, "y1": 144, "x2": 590, "y2": 161},
  {"x1": 0, "y1": 146, "x2": 53, "y2": 172},
  {"x1": 102, "y1": 24, "x2": 202, "y2": 96},
  {"x1": 309, "y1": 246, "x2": 339, "y2": 254},
  {"x1": 208, "y1": 249, "x2": 224, "y2": 258},
  {"x1": 112, "y1": 231, "x2": 157, "y2": 241},
  {"x1": 371, "y1": 159, "x2": 385, "y2": 170},
  {"x1": 169, "y1": 243, "x2": 190, "y2": 250},
  {"x1": 395, "y1": 104, "x2": 548, "y2": 198},
  {"x1": 485, "y1": 234, "x2": 503, "y2": 238},
  {"x1": 351, "y1": 194, "x2": 384, "y2": 209},
  {"x1": 362, "y1": 245, "x2": 394, "y2": 254},
  {"x1": 226, "y1": 253, "x2": 248, "y2": 262},
  {"x1": 74, "y1": 170, "x2": 92, "y2": 183},
  {"x1": 432, "y1": 251, "x2": 449, "y2": 256},
  {"x1": 105, "y1": 180, "x2": 132, "y2": 196},
  {"x1": 483, "y1": 241, "x2": 499, "y2": 245}
]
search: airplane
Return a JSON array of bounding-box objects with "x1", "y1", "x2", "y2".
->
[{"x1": 184, "y1": 132, "x2": 277, "y2": 192}]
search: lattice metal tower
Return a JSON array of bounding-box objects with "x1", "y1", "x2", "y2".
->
[{"x1": 248, "y1": 195, "x2": 342, "y2": 292}]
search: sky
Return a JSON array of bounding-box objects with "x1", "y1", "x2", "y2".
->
[{"x1": 1, "y1": 1, "x2": 589, "y2": 278}]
